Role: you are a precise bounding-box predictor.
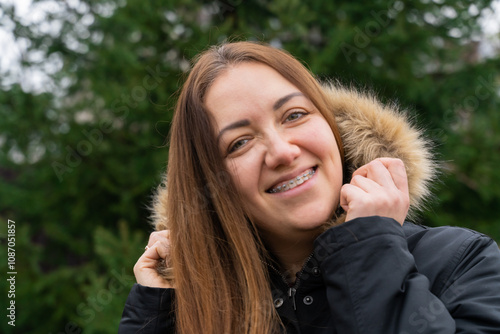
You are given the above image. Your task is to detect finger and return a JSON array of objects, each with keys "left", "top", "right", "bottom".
[
  {"left": 351, "top": 164, "right": 368, "bottom": 178},
  {"left": 144, "top": 239, "right": 170, "bottom": 262},
  {"left": 134, "top": 242, "right": 170, "bottom": 280},
  {"left": 349, "top": 174, "right": 380, "bottom": 193},
  {"left": 352, "top": 160, "right": 392, "bottom": 186},
  {"left": 139, "top": 243, "right": 160, "bottom": 265},
  {"left": 376, "top": 158, "right": 409, "bottom": 193},
  {"left": 147, "top": 230, "right": 170, "bottom": 248},
  {"left": 154, "top": 239, "right": 171, "bottom": 261},
  {"left": 340, "top": 183, "right": 368, "bottom": 212},
  {"left": 353, "top": 159, "right": 401, "bottom": 189},
  {"left": 367, "top": 159, "right": 395, "bottom": 187}
]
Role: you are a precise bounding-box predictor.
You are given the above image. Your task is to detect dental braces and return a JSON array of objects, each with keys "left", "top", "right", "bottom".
[{"left": 269, "top": 169, "right": 315, "bottom": 193}]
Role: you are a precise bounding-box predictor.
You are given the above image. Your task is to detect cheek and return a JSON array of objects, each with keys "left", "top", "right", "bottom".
[
  {"left": 226, "top": 157, "right": 260, "bottom": 201},
  {"left": 301, "top": 122, "right": 339, "bottom": 158},
  {"left": 226, "top": 160, "right": 263, "bottom": 220},
  {"left": 302, "top": 121, "right": 343, "bottom": 190}
]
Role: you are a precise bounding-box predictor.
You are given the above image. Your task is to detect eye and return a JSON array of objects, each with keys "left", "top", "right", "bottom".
[
  {"left": 228, "top": 138, "right": 249, "bottom": 154},
  {"left": 285, "top": 110, "right": 309, "bottom": 122}
]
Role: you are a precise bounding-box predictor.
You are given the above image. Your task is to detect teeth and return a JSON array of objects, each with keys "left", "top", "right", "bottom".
[{"left": 268, "top": 168, "right": 315, "bottom": 193}]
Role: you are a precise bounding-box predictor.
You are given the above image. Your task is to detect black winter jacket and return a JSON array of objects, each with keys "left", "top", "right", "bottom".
[{"left": 118, "top": 216, "right": 500, "bottom": 333}]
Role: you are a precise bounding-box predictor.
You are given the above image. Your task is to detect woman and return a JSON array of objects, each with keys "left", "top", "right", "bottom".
[{"left": 119, "top": 41, "right": 500, "bottom": 333}]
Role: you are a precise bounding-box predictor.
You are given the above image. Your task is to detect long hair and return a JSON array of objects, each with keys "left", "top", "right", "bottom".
[{"left": 155, "top": 41, "right": 344, "bottom": 334}]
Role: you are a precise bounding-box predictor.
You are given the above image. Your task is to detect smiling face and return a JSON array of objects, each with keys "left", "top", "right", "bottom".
[{"left": 205, "top": 62, "right": 343, "bottom": 246}]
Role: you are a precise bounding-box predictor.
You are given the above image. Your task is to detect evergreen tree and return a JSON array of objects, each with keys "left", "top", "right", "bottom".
[{"left": 0, "top": 0, "right": 498, "bottom": 332}]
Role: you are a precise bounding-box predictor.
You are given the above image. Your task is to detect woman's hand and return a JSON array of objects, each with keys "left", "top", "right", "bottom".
[
  {"left": 340, "top": 158, "right": 410, "bottom": 226},
  {"left": 133, "top": 230, "right": 173, "bottom": 288}
]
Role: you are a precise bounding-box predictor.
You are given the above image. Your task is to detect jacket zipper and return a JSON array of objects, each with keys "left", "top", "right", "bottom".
[{"left": 265, "top": 252, "right": 314, "bottom": 311}]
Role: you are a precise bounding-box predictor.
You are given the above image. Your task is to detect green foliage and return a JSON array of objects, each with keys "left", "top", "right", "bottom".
[
  {"left": 70, "top": 221, "right": 144, "bottom": 334},
  {"left": 0, "top": 0, "right": 499, "bottom": 332}
]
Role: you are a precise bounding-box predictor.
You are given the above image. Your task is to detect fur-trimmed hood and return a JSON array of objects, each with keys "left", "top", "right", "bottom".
[
  {"left": 152, "top": 84, "right": 436, "bottom": 229},
  {"left": 324, "top": 83, "right": 435, "bottom": 222}
]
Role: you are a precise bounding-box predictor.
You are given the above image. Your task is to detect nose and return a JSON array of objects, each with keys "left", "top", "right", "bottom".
[{"left": 264, "top": 131, "right": 300, "bottom": 169}]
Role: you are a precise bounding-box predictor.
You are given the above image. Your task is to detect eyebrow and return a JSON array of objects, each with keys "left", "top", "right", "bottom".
[
  {"left": 217, "top": 92, "right": 305, "bottom": 143},
  {"left": 217, "top": 119, "right": 250, "bottom": 143},
  {"left": 273, "top": 92, "right": 304, "bottom": 110}
]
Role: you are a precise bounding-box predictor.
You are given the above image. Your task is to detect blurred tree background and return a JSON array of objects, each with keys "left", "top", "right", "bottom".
[{"left": 0, "top": 0, "right": 499, "bottom": 332}]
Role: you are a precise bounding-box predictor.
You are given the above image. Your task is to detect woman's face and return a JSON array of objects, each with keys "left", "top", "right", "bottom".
[{"left": 205, "top": 62, "right": 343, "bottom": 245}]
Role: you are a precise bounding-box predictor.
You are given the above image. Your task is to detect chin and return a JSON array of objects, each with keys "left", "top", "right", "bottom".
[
  {"left": 298, "top": 206, "right": 340, "bottom": 231},
  {"left": 298, "top": 206, "right": 335, "bottom": 225},
  {"left": 294, "top": 215, "right": 332, "bottom": 232}
]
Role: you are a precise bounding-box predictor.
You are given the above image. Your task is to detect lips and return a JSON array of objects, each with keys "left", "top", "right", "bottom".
[{"left": 266, "top": 167, "right": 317, "bottom": 193}]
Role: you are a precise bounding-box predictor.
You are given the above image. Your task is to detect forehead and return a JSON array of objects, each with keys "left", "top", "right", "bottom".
[{"left": 204, "top": 62, "right": 301, "bottom": 127}]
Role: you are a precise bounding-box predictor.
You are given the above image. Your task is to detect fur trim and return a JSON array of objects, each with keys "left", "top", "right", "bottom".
[
  {"left": 324, "top": 83, "right": 436, "bottom": 220},
  {"left": 151, "top": 84, "right": 437, "bottom": 229},
  {"left": 151, "top": 179, "right": 169, "bottom": 230}
]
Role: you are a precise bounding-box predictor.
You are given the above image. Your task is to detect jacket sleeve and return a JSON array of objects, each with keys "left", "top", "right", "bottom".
[
  {"left": 118, "top": 284, "right": 175, "bottom": 334},
  {"left": 313, "top": 216, "right": 500, "bottom": 334},
  {"left": 429, "top": 225, "right": 500, "bottom": 333}
]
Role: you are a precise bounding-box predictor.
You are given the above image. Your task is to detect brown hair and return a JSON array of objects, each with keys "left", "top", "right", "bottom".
[{"left": 156, "top": 41, "right": 344, "bottom": 333}]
